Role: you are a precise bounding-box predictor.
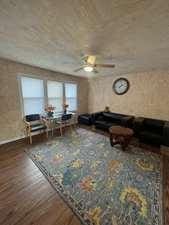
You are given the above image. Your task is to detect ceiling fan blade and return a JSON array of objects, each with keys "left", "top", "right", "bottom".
[
  {"left": 95, "top": 64, "right": 115, "bottom": 68},
  {"left": 74, "top": 67, "right": 84, "bottom": 72}
]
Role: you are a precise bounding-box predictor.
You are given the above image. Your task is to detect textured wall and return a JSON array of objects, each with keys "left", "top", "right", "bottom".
[
  {"left": 1, "top": 57, "right": 169, "bottom": 144},
  {"left": 0, "top": 58, "right": 88, "bottom": 143},
  {"left": 88, "top": 71, "right": 169, "bottom": 121}
]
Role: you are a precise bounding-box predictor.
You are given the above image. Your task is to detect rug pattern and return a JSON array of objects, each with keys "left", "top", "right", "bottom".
[{"left": 26, "top": 128, "right": 162, "bottom": 225}]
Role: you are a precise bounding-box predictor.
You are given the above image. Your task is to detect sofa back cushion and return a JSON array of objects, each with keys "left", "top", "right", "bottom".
[
  {"left": 92, "top": 112, "right": 103, "bottom": 120},
  {"left": 102, "top": 112, "right": 123, "bottom": 124},
  {"left": 143, "top": 118, "right": 164, "bottom": 135},
  {"left": 97, "top": 115, "right": 104, "bottom": 121}
]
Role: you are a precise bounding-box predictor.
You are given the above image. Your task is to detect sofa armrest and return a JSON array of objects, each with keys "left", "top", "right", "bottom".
[
  {"left": 133, "top": 117, "right": 144, "bottom": 135},
  {"left": 121, "top": 116, "right": 134, "bottom": 128},
  {"left": 78, "top": 114, "right": 93, "bottom": 125},
  {"left": 163, "top": 121, "right": 169, "bottom": 146}
]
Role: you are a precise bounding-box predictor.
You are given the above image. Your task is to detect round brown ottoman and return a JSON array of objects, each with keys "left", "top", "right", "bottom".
[{"left": 109, "top": 126, "right": 134, "bottom": 151}]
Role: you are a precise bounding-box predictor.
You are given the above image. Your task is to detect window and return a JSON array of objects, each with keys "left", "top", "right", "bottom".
[
  {"left": 20, "top": 76, "right": 78, "bottom": 116},
  {"left": 47, "top": 81, "right": 63, "bottom": 113},
  {"left": 65, "top": 83, "right": 77, "bottom": 111},
  {"left": 21, "top": 77, "right": 44, "bottom": 115}
]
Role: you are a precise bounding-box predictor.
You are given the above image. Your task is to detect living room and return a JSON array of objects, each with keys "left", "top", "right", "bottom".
[{"left": 0, "top": 1, "right": 169, "bottom": 225}]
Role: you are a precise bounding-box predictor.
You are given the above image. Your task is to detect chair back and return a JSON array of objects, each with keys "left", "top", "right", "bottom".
[
  {"left": 25, "top": 114, "right": 41, "bottom": 122},
  {"left": 61, "top": 113, "right": 72, "bottom": 121}
]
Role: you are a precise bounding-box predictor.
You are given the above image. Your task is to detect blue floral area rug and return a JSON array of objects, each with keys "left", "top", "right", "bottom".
[{"left": 25, "top": 128, "right": 163, "bottom": 225}]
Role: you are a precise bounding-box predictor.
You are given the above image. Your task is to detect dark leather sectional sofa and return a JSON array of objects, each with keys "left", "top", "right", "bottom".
[
  {"left": 92, "top": 112, "right": 134, "bottom": 130},
  {"left": 78, "top": 112, "right": 169, "bottom": 147},
  {"left": 133, "top": 117, "right": 169, "bottom": 147}
]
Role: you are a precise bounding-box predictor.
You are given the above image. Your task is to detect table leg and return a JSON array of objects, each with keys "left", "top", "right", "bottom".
[
  {"left": 110, "top": 134, "right": 118, "bottom": 147},
  {"left": 121, "top": 136, "right": 132, "bottom": 151}
]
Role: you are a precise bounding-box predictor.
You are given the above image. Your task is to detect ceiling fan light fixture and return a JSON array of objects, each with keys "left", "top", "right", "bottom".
[{"left": 83, "top": 65, "right": 93, "bottom": 72}]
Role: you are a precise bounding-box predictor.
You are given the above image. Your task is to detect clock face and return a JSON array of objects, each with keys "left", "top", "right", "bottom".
[{"left": 113, "top": 78, "right": 129, "bottom": 95}]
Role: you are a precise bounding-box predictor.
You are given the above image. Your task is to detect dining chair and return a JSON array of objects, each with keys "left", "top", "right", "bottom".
[
  {"left": 23, "top": 114, "right": 48, "bottom": 144},
  {"left": 57, "top": 113, "right": 74, "bottom": 133}
]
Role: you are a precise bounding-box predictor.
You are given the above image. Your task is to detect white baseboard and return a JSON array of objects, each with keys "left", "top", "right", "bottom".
[
  {"left": 0, "top": 135, "right": 25, "bottom": 145},
  {"left": 0, "top": 125, "right": 76, "bottom": 146},
  {"left": 0, "top": 131, "right": 40, "bottom": 146}
]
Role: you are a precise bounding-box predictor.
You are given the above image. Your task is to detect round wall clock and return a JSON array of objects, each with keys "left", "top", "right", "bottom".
[{"left": 113, "top": 78, "right": 129, "bottom": 95}]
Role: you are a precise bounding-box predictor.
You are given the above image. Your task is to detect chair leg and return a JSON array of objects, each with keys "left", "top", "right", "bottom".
[
  {"left": 73, "top": 123, "right": 76, "bottom": 129},
  {"left": 27, "top": 127, "right": 32, "bottom": 144},
  {"left": 46, "top": 129, "right": 48, "bottom": 138},
  {"left": 51, "top": 127, "right": 54, "bottom": 137},
  {"left": 25, "top": 128, "right": 29, "bottom": 140},
  {"left": 70, "top": 124, "right": 73, "bottom": 132},
  {"left": 73, "top": 123, "right": 78, "bottom": 134},
  {"left": 29, "top": 132, "right": 32, "bottom": 144},
  {"left": 60, "top": 126, "right": 63, "bottom": 136}
]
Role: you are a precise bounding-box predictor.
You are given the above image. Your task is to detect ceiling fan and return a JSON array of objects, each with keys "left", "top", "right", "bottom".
[{"left": 74, "top": 55, "right": 115, "bottom": 73}]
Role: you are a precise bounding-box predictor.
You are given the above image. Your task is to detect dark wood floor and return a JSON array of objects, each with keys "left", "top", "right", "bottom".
[
  {"left": 0, "top": 134, "right": 169, "bottom": 225},
  {"left": 0, "top": 140, "right": 81, "bottom": 225}
]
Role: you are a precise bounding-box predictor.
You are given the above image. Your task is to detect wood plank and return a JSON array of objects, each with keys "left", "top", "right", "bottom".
[
  {"left": 0, "top": 139, "right": 169, "bottom": 225},
  {"left": 0, "top": 142, "right": 81, "bottom": 225}
]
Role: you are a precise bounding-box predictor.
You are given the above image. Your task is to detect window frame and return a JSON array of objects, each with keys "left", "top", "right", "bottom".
[{"left": 18, "top": 74, "right": 78, "bottom": 116}]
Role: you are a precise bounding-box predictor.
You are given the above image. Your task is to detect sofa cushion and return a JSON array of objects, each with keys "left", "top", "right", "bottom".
[
  {"left": 92, "top": 112, "right": 103, "bottom": 120},
  {"left": 95, "top": 120, "right": 114, "bottom": 130},
  {"left": 81, "top": 115, "right": 90, "bottom": 120},
  {"left": 143, "top": 119, "right": 164, "bottom": 134},
  {"left": 102, "top": 112, "right": 122, "bottom": 124},
  {"left": 121, "top": 116, "right": 134, "bottom": 127},
  {"left": 97, "top": 115, "right": 105, "bottom": 121},
  {"left": 140, "top": 131, "right": 163, "bottom": 146}
]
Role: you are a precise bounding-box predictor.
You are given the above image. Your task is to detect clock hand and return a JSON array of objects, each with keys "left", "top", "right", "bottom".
[{"left": 119, "top": 84, "right": 123, "bottom": 88}]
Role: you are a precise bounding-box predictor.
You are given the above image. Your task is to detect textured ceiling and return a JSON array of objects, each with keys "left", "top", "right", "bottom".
[{"left": 0, "top": 0, "right": 169, "bottom": 78}]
